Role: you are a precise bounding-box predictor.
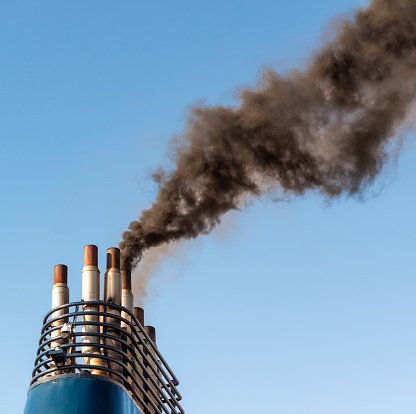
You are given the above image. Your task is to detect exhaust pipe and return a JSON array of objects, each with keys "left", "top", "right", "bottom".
[
  {"left": 121, "top": 269, "right": 135, "bottom": 387},
  {"left": 132, "top": 307, "right": 145, "bottom": 408},
  {"left": 121, "top": 269, "right": 134, "bottom": 328},
  {"left": 51, "top": 264, "right": 69, "bottom": 373},
  {"left": 134, "top": 307, "right": 144, "bottom": 328},
  {"left": 51, "top": 264, "right": 69, "bottom": 331},
  {"left": 81, "top": 245, "right": 106, "bottom": 375},
  {"left": 144, "top": 326, "right": 156, "bottom": 344},
  {"left": 144, "top": 325, "right": 160, "bottom": 413},
  {"left": 104, "top": 248, "right": 123, "bottom": 380}
]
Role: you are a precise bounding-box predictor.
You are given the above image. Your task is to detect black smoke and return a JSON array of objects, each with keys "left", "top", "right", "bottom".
[{"left": 121, "top": 0, "right": 416, "bottom": 271}]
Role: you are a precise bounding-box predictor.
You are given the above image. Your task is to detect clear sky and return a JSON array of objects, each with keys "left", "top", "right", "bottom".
[{"left": 2, "top": 1, "right": 416, "bottom": 413}]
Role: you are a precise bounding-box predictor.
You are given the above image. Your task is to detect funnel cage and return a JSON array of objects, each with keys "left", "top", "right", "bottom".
[{"left": 31, "top": 301, "right": 184, "bottom": 414}]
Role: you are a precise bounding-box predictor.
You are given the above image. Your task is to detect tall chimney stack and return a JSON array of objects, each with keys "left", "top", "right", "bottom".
[
  {"left": 121, "top": 269, "right": 134, "bottom": 328},
  {"left": 50, "top": 265, "right": 70, "bottom": 375},
  {"left": 50, "top": 265, "right": 69, "bottom": 352},
  {"left": 81, "top": 245, "right": 106, "bottom": 375}
]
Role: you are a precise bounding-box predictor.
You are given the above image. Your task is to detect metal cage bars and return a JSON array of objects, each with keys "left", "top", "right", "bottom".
[{"left": 32, "top": 301, "right": 184, "bottom": 414}]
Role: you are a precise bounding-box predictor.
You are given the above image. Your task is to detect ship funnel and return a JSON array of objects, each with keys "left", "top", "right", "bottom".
[{"left": 24, "top": 244, "right": 184, "bottom": 414}]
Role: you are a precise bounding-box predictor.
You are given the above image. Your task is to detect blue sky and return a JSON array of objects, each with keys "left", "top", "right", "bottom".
[{"left": 2, "top": 1, "right": 416, "bottom": 413}]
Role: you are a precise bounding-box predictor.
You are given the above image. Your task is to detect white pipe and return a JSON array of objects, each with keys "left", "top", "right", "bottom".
[
  {"left": 82, "top": 266, "right": 100, "bottom": 302},
  {"left": 121, "top": 290, "right": 134, "bottom": 326},
  {"left": 121, "top": 269, "right": 134, "bottom": 329},
  {"left": 50, "top": 265, "right": 69, "bottom": 376},
  {"left": 52, "top": 284, "right": 69, "bottom": 312},
  {"left": 51, "top": 265, "right": 69, "bottom": 351},
  {"left": 81, "top": 245, "right": 106, "bottom": 375},
  {"left": 104, "top": 268, "right": 121, "bottom": 305}
]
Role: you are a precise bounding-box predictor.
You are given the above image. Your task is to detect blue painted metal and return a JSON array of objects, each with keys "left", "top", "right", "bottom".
[{"left": 23, "top": 374, "right": 144, "bottom": 414}]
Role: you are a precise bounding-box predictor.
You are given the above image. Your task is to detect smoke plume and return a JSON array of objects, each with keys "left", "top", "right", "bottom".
[
  {"left": 120, "top": 0, "right": 416, "bottom": 272},
  {"left": 131, "top": 242, "right": 184, "bottom": 305}
]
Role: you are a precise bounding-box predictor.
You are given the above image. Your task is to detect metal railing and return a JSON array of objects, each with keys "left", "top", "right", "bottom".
[{"left": 32, "top": 301, "right": 184, "bottom": 414}]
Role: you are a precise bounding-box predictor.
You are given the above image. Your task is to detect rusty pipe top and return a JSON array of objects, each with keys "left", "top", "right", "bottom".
[
  {"left": 145, "top": 325, "right": 156, "bottom": 344},
  {"left": 84, "top": 245, "right": 98, "bottom": 267},
  {"left": 121, "top": 269, "right": 132, "bottom": 290},
  {"left": 134, "top": 307, "right": 144, "bottom": 326},
  {"left": 54, "top": 264, "right": 68, "bottom": 284},
  {"left": 106, "top": 248, "right": 120, "bottom": 270}
]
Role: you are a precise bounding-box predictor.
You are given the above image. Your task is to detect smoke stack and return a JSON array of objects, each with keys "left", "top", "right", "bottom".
[
  {"left": 120, "top": 268, "right": 135, "bottom": 390},
  {"left": 84, "top": 244, "right": 98, "bottom": 268},
  {"left": 144, "top": 325, "right": 159, "bottom": 412},
  {"left": 107, "top": 247, "right": 121, "bottom": 271},
  {"left": 104, "top": 248, "right": 121, "bottom": 304},
  {"left": 122, "top": 269, "right": 132, "bottom": 290},
  {"left": 144, "top": 326, "right": 156, "bottom": 345},
  {"left": 82, "top": 245, "right": 99, "bottom": 302},
  {"left": 53, "top": 264, "right": 68, "bottom": 285},
  {"left": 121, "top": 269, "right": 134, "bottom": 327},
  {"left": 50, "top": 265, "right": 70, "bottom": 375},
  {"left": 81, "top": 245, "right": 105, "bottom": 375},
  {"left": 25, "top": 243, "right": 185, "bottom": 414},
  {"left": 52, "top": 264, "right": 69, "bottom": 311},
  {"left": 132, "top": 306, "right": 145, "bottom": 406},
  {"left": 104, "top": 247, "right": 123, "bottom": 380},
  {"left": 134, "top": 307, "right": 145, "bottom": 327},
  {"left": 51, "top": 265, "right": 69, "bottom": 351}
]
